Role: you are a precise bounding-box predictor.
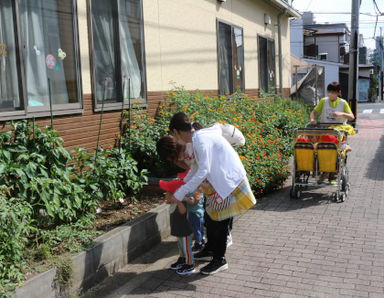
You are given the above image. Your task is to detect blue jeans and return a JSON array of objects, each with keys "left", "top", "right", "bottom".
[{"left": 188, "top": 212, "right": 204, "bottom": 244}]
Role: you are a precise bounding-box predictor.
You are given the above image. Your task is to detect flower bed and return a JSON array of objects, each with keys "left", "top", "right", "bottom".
[
  {"left": 123, "top": 86, "right": 310, "bottom": 195},
  {"left": 0, "top": 121, "right": 148, "bottom": 296}
]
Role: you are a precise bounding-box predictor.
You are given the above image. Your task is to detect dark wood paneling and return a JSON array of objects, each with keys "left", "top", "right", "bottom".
[{"left": 2, "top": 88, "right": 284, "bottom": 151}]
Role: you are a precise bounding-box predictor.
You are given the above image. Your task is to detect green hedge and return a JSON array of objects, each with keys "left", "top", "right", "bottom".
[{"left": 125, "top": 86, "right": 310, "bottom": 195}]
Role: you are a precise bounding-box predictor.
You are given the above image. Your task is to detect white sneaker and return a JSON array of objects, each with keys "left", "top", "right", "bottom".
[{"left": 227, "top": 233, "right": 233, "bottom": 247}]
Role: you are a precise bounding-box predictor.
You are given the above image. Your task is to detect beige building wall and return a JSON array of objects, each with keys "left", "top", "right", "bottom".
[
  {"left": 143, "top": 0, "right": 292, "bottom": 92},
  {"left": 77, "top": 0, "right": 292, "bottom": 95}
]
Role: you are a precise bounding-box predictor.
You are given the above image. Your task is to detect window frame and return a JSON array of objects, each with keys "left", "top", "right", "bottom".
[
  {"left": 0, "top": 0, "right": 84, "bottom": 121},
  {"left": 216, "top": 18, "right": 245, "bottom": 95},
  {"left": 88, "top": 0, "right": 148, "bottom": 112},
  {"left": 257, "top": 34, "right": 276, "bottom": 93}
]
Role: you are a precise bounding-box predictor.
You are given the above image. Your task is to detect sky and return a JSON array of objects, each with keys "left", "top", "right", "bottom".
[{"left": 290, "top": 0, "right": 384, "bottom": 50}]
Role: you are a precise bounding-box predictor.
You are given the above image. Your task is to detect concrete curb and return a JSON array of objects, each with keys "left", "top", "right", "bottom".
[{"left": 13, "top": 203, "right": 172, "bottom": 298}]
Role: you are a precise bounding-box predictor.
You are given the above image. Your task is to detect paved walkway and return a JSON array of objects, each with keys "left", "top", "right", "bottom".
[{"left": 86, "top": 116, "right": 384, "bottom": 298}]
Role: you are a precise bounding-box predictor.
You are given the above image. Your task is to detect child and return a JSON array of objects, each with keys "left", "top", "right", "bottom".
[
  {"left": 157, "top": 136, "right": 206, "bottom": 252},
  {"left": 310, "top": 82, "right": 354, "bottom": 125},
  {"left": 160, "top": 179, "right": 197, "bottom": 275}
]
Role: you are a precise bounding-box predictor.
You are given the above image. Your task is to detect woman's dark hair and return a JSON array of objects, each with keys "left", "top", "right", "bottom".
[
  {"left": 327, "top": 82, "right": 341, "bottom": 92},
  {"left": 156, "top": 135, "right": 182, "bottom": 161},
  {"left": 169, "top": 112, "right": 192, "bottom": 132}
]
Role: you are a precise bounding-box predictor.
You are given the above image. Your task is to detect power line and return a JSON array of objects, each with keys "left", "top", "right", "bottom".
[{"left": 373, "top": 0, "right": 383, "bottom": 15}]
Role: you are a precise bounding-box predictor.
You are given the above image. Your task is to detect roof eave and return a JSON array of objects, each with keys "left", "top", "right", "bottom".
[{"left": 267, "top": 0, "right": 301, "bottom": 18}]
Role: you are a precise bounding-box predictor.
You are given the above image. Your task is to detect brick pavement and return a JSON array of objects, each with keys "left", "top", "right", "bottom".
[{"left": 92, "top": 117, "right": 384, "bottom": 298}]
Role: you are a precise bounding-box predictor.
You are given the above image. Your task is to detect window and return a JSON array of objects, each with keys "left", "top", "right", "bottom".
[
  {"left": 0, "top": 0, "right": 82, "bottom": 119},
  {"left": 258, "top": 36, "right": 276, "bottom": 93},
  {"left": 217, "top": 20, "right": 244, "bottom": 95},
  {"left": 90, "top": 0, "right": 147, "bottom": 110}
]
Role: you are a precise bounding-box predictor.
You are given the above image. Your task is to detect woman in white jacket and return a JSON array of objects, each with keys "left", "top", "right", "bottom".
[{"left": 169, "top": 112, "right": 256, "bottom": 275}]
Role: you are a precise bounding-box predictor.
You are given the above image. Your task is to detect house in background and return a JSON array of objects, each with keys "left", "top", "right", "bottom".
[
  {"left": 0, "top": 0, "right": 299, "bottom": 151},
  {"left": 290, "top": 11, "right": 374, "bottom": 102}
]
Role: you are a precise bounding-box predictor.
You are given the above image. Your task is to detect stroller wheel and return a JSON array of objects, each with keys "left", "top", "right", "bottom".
[
  {"left": 340, "top": 192, "right": 346, "bottom": 202},
  {"left": 290, "top": 187, "right": 295, "bottom": 199},
  {"left": 332, "top": 193, "right": 338, "bottom": 202}
]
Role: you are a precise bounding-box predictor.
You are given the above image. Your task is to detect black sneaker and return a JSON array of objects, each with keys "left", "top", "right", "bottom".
[
  {"left": 192, "top": 242, "right": 204, "bottom": 253},
  {"left": 170, "top": 257, "right": 185, "bottom": 270},
  {"left": 176, "top": 264, "right": 196, "bottom": 275},
  {"left": 200, "top": 258, "right": 228, "bottom": 275},
  {"left": 193, "top": 249, "right": 213, "bottom": 262}
]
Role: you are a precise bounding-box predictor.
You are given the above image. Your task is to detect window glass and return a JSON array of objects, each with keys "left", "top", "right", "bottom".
[
  {"left": 91, "top": 0, "right": 146, "bottom": 105},
  {"left": 19, "top": 0, "right": 80, "bottom": 107},
  {"left": 258, "top": 36, "right": 275, "bottom": 93},
  {"left": 0, "top": 0, "right": 21, "bottom": 111},
  {"left": 217, "top": 21, "right": 244, "bottom": 95}
]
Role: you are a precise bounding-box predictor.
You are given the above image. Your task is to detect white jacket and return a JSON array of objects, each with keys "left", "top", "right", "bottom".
[{"left": 174, "top": 125, "right": 247, "bottom": 201}]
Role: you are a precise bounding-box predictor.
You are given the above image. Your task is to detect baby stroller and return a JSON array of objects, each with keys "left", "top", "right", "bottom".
[{"left": 290, "top": 123, "right": 350, "bottom": 202}]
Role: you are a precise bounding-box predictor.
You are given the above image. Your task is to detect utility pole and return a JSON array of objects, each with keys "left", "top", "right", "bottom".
[
  {"left": 348, "top": 0, "right": 360, "bottom": 127},
  {"left": 380, "top": 27, "right": 383, "bottom": 102}
]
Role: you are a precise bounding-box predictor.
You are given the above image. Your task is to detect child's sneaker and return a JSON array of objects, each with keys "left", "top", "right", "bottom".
[
  {"left": 170, "top": 257, "right": 185, "bottom": 270},
  {"left": 176, "top": 264, "right": 196, "bottom": 275},
  {"left": 192, "top": 241, "right": 204, "bottom": 252}
]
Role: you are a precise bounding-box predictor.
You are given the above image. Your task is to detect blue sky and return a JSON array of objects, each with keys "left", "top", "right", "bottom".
[{"left": 291, "top": 0, "right": 384, "bottom": 50}]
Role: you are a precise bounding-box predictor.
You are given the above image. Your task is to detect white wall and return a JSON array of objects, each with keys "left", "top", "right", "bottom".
[
  {"left": 304, "top": 59, "right": 342, "bottom": 91},
  {"left": 290, "top": 18, "right": 304, "bottom": 58},
  {"left": 316, "top": 35, "right": 340, "bottom": 63}
]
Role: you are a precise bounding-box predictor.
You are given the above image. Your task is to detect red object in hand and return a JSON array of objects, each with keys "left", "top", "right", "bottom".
[
  {"left": 177, "top": 169, "right": 190, "bottom": 180},
  {"left": 159, "top": 179, "right": 185, "bottom": 194}
]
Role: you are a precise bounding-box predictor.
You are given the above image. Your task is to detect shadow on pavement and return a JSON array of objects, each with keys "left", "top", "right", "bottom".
[
  {"left": 129, "top": 268, "right": 207, "bottom": 295},
  {"left": 253, "top": 185, "right": 334, "bottom": 212},
  {"left": 365, "top": 135, "right": 384, "bottom": 181}
]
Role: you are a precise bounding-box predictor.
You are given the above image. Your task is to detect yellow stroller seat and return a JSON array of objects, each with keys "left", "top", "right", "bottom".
[
  {"left": 295, "top": 142, "right": 315, "bottom": 171},
  {"left": 317, "top": 142, "right": 338, "bottom": 172}
]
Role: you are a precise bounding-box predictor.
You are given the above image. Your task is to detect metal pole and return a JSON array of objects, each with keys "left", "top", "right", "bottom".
[
  {"left": 119, "top": 79, "right": 126, "bottom": 153},
  {"left": 48, "top": 78, "right": 53, "bottom": 128},
  {"left": 295, "top": 65, "right": 298, "bottom": 100},
  {"left": 128, "top": 78, "right": 131, "bottom": 153},
  {"left": 314, "top": 64, "right": 318, "bottom": 104},
  {"left": 277, "top": 11, "right": 285, "bottom": 97},
  {"left": 347, "top": 0, "right": 360, "bottom": 126},
  {"left": 380, "top": 27, "right": 383, "bottom": 102},
  {"left": 96, "top": 79, "right": 107, "bottom": 157}
]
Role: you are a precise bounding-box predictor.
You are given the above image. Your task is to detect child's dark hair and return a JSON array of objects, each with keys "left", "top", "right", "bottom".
[
  {"left": 169, "top": 112, "right": 192, "bottom": 132},
  {"left": 327, "top": 82, "right": 341, "bottom": 92},
  {"left": 192, "top": 122, "right": 204, "bottom": 130},
  {"left": 156, "top": 135, "right": 181, "bottom": 161}
]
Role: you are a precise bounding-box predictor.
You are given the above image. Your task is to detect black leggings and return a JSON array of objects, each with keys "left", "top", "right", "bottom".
[{"left": 205, "top": 214, "right": 231, "bottom": 260}]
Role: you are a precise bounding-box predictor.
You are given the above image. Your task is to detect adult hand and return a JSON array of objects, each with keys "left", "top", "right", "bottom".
[{"left": 310, "top": 119, "right": 317, "bottom": 125}]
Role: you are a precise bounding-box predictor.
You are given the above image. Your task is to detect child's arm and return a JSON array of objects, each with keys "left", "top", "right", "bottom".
[
  {"left": 185, "top": 188, "right": 203, "bottom": 205},
  {"left": 332, "top": 111, "right": 355, "bottom": 121},
  {"left": 175, "top": 200, "right": 187, "bottom": 214},
  {"left": 310, "top": 110, "right": 318, "bottom": 125},
  {"left": 165, "top": 191, "right": 187, "bottom": 214}
]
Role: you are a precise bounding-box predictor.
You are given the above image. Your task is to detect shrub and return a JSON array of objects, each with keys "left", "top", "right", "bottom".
[
  {"left": 120, "top": 110, "right": 181, "bottom": 177},
  {"left": 122, "top": 86, "right": 310, "bottom": 195},
  {"left": 0, "top": 186, "right": 32, "bottom": 296},
  {"left": 0, "top": 121, "right": 95, "bottom": 227},
  {"left": 0, "top": 120, "right": 148, "bottom": 296},
  {"left": 72, "top": 146, "right": 148, "bottom": 202}
]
